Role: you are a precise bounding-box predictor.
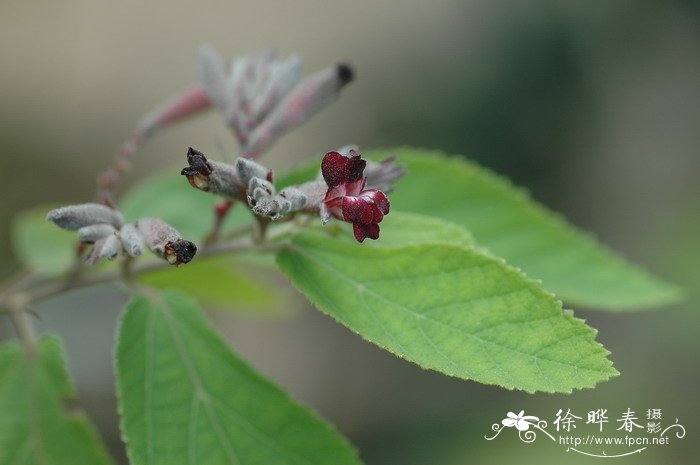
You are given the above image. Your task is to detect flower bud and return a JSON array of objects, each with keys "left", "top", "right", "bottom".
[
  {"left": 47, "top": 203, "right": 123, "bottom": 230},
  {"left": 235, "top": 157, "right": 273, "bottom": 188},
  {"left": 118, "top": 223, "right": 146, "bottom": 257},
  {"left": 136, "top": 85, "right": 211, "bottom": 137},
  {"left": 77, "top": 224, "right": 117, "bottom": 243},
  {"left": 181, "top": 147, "right": 245, "bottom": 199},
  {"left": 197, "top": 45, "right": 231, "bottom": 117},
  {"left": 277, "top": 187, "right": 307, "bottom": 211},
  {"left": 136, "top": 218, "right": 197, "bottom": 265},
  {"left": 247, "top": 183, "right": 307, "bottom": 221},
  {"left": 86, "top": 234, "right": 121, "bottom": 264},
  {"left": 251, "top": 197, "right": 287, "bottom": 221},
  {"left": 247, "top": 176, "right": 276, "bottom": 204},
  {"left": 242, "top": 63, "right": 355, "bottom": 158},
  {"left": 249, "top": 55, "right": 302, "bottom": 124},
  {"left": 207, "top": 160, "right": 244, "bottom": 198},
  {"left": 364, "top": 156, "right": 406, "bottom": 193}
]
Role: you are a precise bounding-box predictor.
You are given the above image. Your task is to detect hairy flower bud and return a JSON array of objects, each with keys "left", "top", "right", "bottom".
[
  {"left": 247, "top": 176, "right": 276, "bottom": 203},
  {"left": 278, "top": 187, "right": 307, "bottom": 211},
  {"left": 249, "top": 56, "right": 302, "bottom": 125},
  {"left": 136, "top": 218, "right": 197, "bottom": 265},
  {"left": 181, "top": 147, "right": 245, "bottom": 199},
  {"left": 136, "top": 86, "right": 211, "bottom": 137},
  {"left": 247, "top": 183, "right": 307, "bottom": 221},
  {"left": 242, "top": 64, "right": 355, "bottom": 158},
  {"left": 118, "top": 223, "right": 146, "bottom": 257},
  {"left": 86, "top": 234, "right": 121, "bottom": 264},
  {"left": 364, "top": 156, "right": 406, "bottom": 193},
  {"left": 47, "top": 203, "right": 123, "bottom": 230},
  {"left": 236, "top": 157, "right": 273, "bottom": 188},
  {"left": 77, "top": 224, "right": 117, "bottom": 243},
  {"left": 195, "top": 44, "right": 354, "bottom": 158}
]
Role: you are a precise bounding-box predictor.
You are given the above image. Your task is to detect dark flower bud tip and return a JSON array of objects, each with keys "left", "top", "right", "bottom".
[
  {"left": 165, "top": 239, "right": 197, "bottom": 265},
  {"left": 336, "top": 64, "right": 354, "bottom": 86},
  {"left": 181, "top": 147, "right": 212, "bottom": 190}
]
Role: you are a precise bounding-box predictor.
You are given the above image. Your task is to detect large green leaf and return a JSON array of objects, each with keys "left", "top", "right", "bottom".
[
  {"left": 11, "top": 205, "right": 76, "bottom": 275},
  {"left": 367, "top": 148, "right": 681, "bottom": 310},
  {"left": 116, "top": 290, "right": 360, "bottom": 465},
  {"left": 314, "top": 211, "right": 475, "bottom": 248},
  {"left": 0, "top": 336, "right": 114, "bottom": 465},
  {"left": 139, "top": 256, "right": 283, "bottom": 314},
  {"left": 277, "top": 230, "right": 618, "bottom": 393}
]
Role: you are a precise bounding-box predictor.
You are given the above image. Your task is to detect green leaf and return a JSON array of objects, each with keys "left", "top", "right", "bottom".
[
  {"left": 138, "top": 256, "right": 284, "bottom": 314},
  {"left": 277, "top": 230, "right": 618, "bottom": 393},
  {"left": 0, "top": 336, "right": 114, "bottom": 465},
  {"left": 116, "top": 290, "right": 360, "bottom": 465},
  {"left": 316, "top": 211, "right": 475, "bottom": 248},
  {"left": 11, "top": 205, "right": 75, "bottom": 275},
  {"left": 366, "top": 148, "right": 681, "bottom": 310},
  {"left": 120, "top": 168, "right": 252, "bottom": 241}
]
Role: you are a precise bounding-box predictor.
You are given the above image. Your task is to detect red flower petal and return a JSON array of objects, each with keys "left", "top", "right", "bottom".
[
  {"left": 365, "top": 223, "right": 380, "bottom": 240},
  {"left": 352, "top": 223, "right": 367, "bottom": 242},
  {"left": 342, "top": 197, "right": 375, "bottom": 224},
  {"left": 360, "top": 189, "right": 390, "bottom": 214},
  {"left": 353, "top": 223, "right": 380, "bottom": 242},
  {"left": 321, "top": 151, "right": 366, "bottom": 188}
]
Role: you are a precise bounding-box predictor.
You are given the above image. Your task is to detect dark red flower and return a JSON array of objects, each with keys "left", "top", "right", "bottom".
[{"left": 321, "top": 150, "right": 390, "bottom": 242}]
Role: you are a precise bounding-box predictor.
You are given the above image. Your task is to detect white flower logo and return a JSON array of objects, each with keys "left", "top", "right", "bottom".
[{"left": 502, "top": 411, "right": 540, "bottom": 431}]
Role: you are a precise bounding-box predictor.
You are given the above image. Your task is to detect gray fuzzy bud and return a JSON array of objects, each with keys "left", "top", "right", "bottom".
[
  {"left": 251, "top": 197, "right": 287, "bottom": 221},
  {"left": 77, "top": 224, "right": 117, "bottom": 243},
  {"left": 364, "top": 156, "right": 406, "bottom": 193},
  {"left": 47, "top": 203, "right": 123, "bottom": 230},
  {"left": 119, "top": 223, "right": 146, "bottom": 257},
  {"left": 99, "top": 234, "right": 122, "bottom": 261},
  {"left": 136, "top": 218, "right": 197, "bottom": 265},
  {"left": 249, "top": 186, "right": 307, "bottom": 221},
  {"left": 235, "top": 157, "right": 272, "bottom": 188},
  {"left": 86, "top": 234, "right": 121, "bottom": 265},
  {"left": 136, "top": 218, "right": 181, "bottom": 255},
  {"left": 247, "top": 176, "right": 276, "bottom": 204},
  {"left": 207, "top": 160, "right": 244, "bottom": 198},
  {"left": 277, "top": 187, "right": 307, "bottom": 211},
  {"left": 243, "top": 64, "right": 354, "bottom": 158}
]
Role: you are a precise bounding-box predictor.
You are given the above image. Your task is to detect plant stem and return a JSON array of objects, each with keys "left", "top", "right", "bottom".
[
  {"left": 95, "top": 132, "right": 146, "bottom": 205},
  {"left": 204, "top": 199, "right": 235, "bottom": 245},
  {"left": 7, "top": 302, "right": 36, "bottom": 357},
  {"left": 0, "top": 235, "right": 288, "bottom": 313}
]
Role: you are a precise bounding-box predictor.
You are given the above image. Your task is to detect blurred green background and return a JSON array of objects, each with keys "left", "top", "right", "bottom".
[{"left": 1, "top": 0, "right": 698, "bottom": 463}]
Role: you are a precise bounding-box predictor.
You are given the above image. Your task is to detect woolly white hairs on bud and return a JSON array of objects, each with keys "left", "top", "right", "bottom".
[{"left": 47, "top": 203, "right": 124, "bottom": 230}]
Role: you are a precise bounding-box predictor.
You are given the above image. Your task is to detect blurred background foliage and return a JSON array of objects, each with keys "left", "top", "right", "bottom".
[{"left": 1, "top": 0, "right": 698, "bottom": 463}]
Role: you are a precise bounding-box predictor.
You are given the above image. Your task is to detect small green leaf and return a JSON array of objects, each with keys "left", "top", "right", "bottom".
[
  {"left": 11, "top": 205, "right": 75, "bottom": 275},
  {"left": 277, "top": 230, "right": 618, "bottom": 393},
  {"left": 367, "top": 148, "right": 681, "bottom": 310},
  {"left": 120, "top": 168, "right": 252, "bottom": 241},
  {"left": 0, "top": 336, "right": 114, "bottom": 465},
  {"left": 139, "top": 256, "right": 284, "bottom": 314},
  {"left": 116, "top": 290, "right": 360, "bottom": 465}
]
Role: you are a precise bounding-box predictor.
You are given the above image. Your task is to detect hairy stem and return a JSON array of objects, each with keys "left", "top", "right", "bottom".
[
  {"left": 95, "top": 133, "right": 146, "bottom": 205},
  {"left": 0, "top": 230, "right": 292, "bottom": 340},
  {"left": 204, "top": 200, "right": 235, "bottom": 245},
  {"left": 8, "top": 304, "right": 36, "bottom": 357}
]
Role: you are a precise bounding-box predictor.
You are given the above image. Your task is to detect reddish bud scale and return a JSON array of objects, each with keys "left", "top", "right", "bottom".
[
  {"left": 137, "top": 86, "right": 211, "bottom": 137},
  {"left": 214, "top": 199, "right": 234, "bottom": 216}
]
